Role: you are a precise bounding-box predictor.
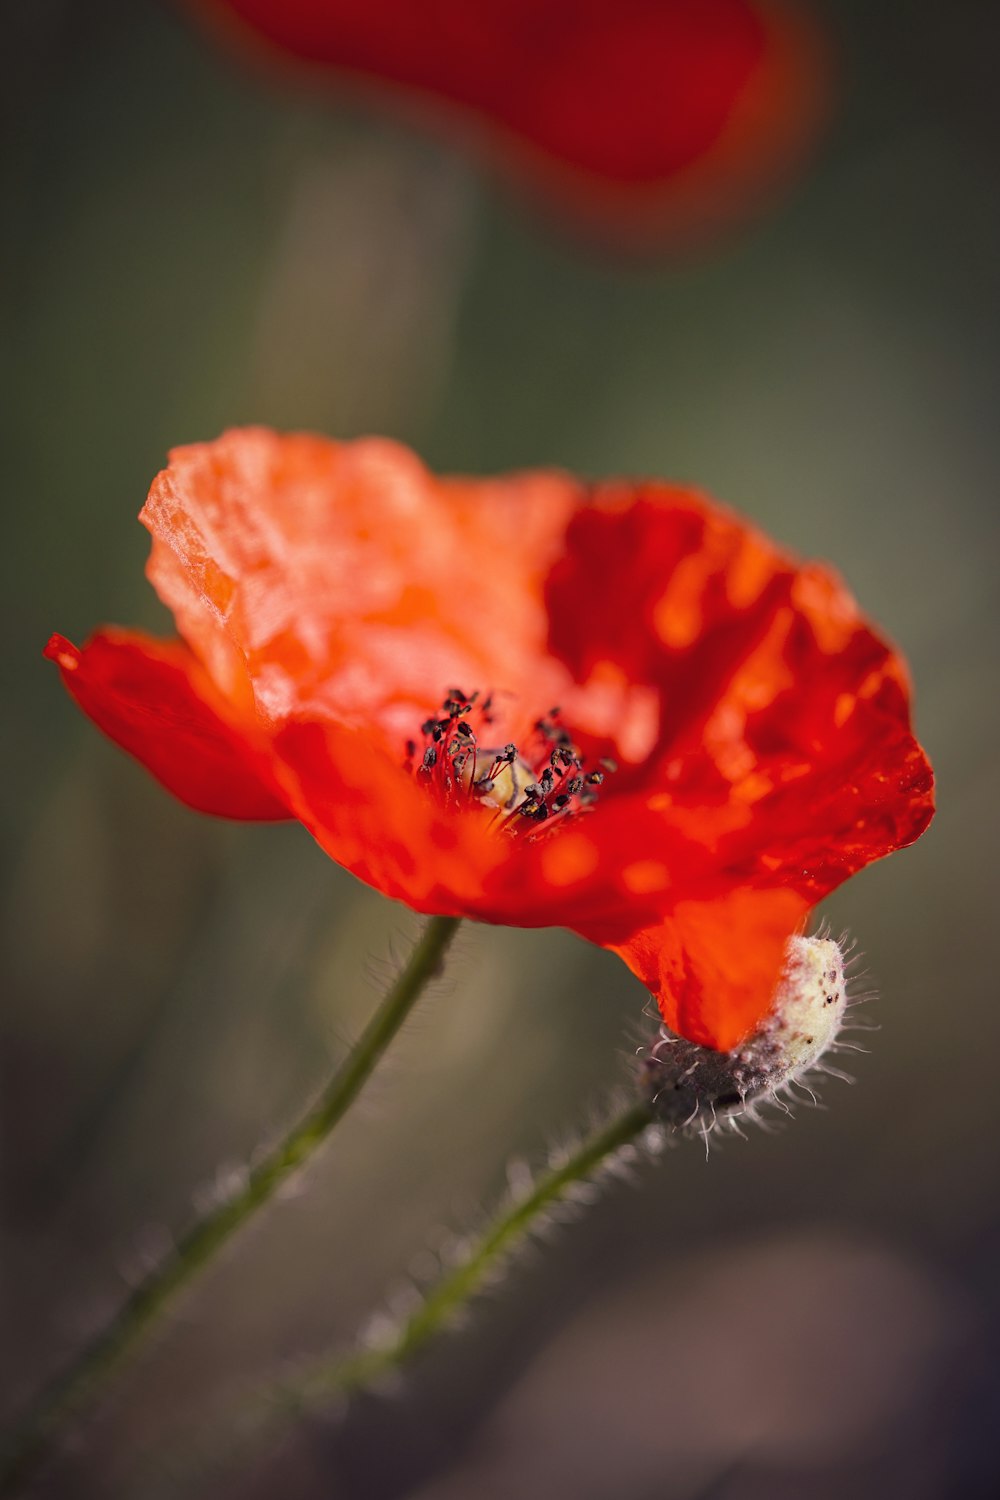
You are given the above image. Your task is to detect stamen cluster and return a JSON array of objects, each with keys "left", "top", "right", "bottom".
[{"left": 405, "top": 689, "right": 615, "bottom": 838}]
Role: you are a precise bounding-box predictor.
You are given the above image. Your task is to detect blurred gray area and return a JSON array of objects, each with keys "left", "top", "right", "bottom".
[{"left": 2, "top": 1, "right": 998, "bottom": 1496}]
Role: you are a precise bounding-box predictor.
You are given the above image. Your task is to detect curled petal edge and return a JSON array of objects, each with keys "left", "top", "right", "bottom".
[{"left": 44, "top": 629, "right": 289, "bottom": 821}]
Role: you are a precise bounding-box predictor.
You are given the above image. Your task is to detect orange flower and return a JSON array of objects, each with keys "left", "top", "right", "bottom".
[
  {"left": 191, "top": 0, "right": 830, "bottom": 248},
  {"left": 46, "top": 430, "right": 933, "bottom": 1049}
]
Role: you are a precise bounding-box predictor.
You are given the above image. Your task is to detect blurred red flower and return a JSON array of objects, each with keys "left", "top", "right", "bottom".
[
  {"left": 192, "top": 0, "right": 830, "bottom": 248},
  {"left": 47, "top": 430, "right": 932, "bottom": 1049}
]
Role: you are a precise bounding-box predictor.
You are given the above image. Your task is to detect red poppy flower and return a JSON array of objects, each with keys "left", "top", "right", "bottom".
[
  {"left": 191, "top": 0, "right": 830, "bottom": 248},
  {"left": 46, "top": 430, "right": 933, "bottom": 1050}
]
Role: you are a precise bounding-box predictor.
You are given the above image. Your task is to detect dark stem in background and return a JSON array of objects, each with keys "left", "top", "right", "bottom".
[{"left": 0, "top": 914, "right": 462, "bottom": 1496}]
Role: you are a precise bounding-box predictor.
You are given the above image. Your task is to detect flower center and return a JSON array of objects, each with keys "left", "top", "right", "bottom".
[{"left": 405, "top": 688, "right": 615, "bottom": 838}]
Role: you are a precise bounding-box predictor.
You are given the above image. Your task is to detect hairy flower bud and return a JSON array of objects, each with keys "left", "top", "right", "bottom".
[{"left": 640, "top": 934, "right": 854, "bottom": 1135}]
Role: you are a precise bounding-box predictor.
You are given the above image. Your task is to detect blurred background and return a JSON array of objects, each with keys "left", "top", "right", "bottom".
[{"left": 2, "top": 1, "right": 998, "bottom": 1496}]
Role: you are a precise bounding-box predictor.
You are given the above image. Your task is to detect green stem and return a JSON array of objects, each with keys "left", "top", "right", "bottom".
[
  {"left": 0, "top": 914, "right": 462, "bottom": 1496},
  {"left": 124, "top": 1100, "right": 655, "bottom": 1497},
  {"left": 290, "top": 1098, "right": 654, "bottom": 1405}
]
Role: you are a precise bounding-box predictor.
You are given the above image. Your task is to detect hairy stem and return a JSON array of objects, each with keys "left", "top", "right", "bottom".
[
  {"left": 288, "top": 1098, "right": 654, "bottom": 1406},
  {"left": 0, "top": 914, "right": 462, "bottom": 1495}
]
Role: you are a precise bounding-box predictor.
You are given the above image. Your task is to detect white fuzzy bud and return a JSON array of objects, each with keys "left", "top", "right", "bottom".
[{"left": 641, "top": 935, "right": 851, "bottom": 1134}]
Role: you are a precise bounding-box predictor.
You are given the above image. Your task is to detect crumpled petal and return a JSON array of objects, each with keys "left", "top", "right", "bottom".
[
  {"left": 193, "top": 0, "right": 829, "bottom": 248},
  {"left": 141, "top": 428, "right": 577, "bottom": 738},
  {"left": 44, "top": 629, "right": 288, "bottom": 820}
]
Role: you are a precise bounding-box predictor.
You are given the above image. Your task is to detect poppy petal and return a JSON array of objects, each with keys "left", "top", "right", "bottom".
[
  {"left": 193, "top": 0, "right": 829, "bottom": 247},
  {"left": 140, "top": 428, "right": 577, "bottom": 739},
  {"left": 605, "top": 885, "right": 812, "bottom": 1051},
  {"left": 268, "top": 716, "right": 510, "bottom": 915},
  {"left": 546, "top": 489, "right": 935, "bottom": 898},
  {"left": 44, "top": 629, "right": 289, "bottom": 820}
]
